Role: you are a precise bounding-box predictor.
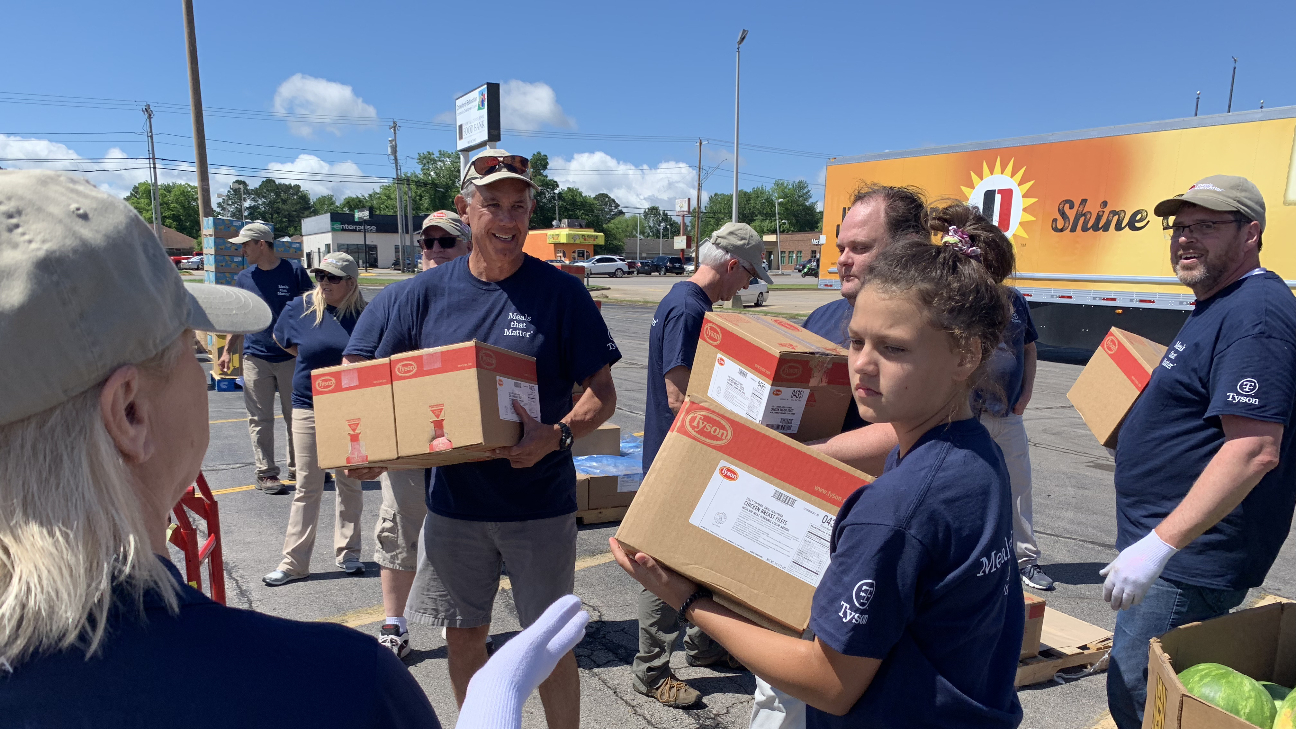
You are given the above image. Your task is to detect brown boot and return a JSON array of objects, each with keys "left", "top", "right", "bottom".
[{"left": 635, "top": 675, "right": 702, "bottom": 708}]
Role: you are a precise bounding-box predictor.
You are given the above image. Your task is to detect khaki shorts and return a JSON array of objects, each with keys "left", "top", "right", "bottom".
[
  {"left": 406, "top": 511, "right": 577, "bottom": 629},
  {"left": 373, "top": 469, "right": 429, "bottom": 571}
]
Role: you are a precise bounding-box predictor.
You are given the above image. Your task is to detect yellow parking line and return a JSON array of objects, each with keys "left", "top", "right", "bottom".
[
  {"left": 319, "top": 551, "right": 618, "bottom": 629},
  {"left": 211, "top": 484, "right": 258, "bottom": 495},
  {"left": 1087, "top": 713, "right": 1116, "bottom": 729}
]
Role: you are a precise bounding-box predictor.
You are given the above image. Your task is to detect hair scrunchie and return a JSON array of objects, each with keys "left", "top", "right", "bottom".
[{"left": 941, "top": 225, "right": 982, "bottom": 262}]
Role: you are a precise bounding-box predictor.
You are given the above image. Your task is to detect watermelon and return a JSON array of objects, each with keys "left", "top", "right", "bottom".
[
  {"left": 1275, "top": 690, "right": 1296, "bottom": 729},
  {"left": 1262, "top": 682, "right": 1292, "bottom": 718},
  {"left": 1178, "top": 662, "right": 1278, "bottom": 728}
]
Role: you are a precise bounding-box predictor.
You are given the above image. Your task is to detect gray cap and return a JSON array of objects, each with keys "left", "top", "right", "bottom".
[
  {"left": 421, "top": 210, "right": 471, "bottom": 241},
  {"left": 230, "top": 221, "right": 274, "bottom": 244},
  {"left": 1154, "top": 175, "right": 1266, "bottom": 231},
  {"left": 310, "top": 251, "right": 360, "bottom": 279},
  {"left": 460, "top": 148, "right": 539, "bottom": 191},
  {"left": 0, "top": 170, "right": 271, "bottom": 426},
  {"left": 710, "top": 222, "right": 773, "bottom": 283}
]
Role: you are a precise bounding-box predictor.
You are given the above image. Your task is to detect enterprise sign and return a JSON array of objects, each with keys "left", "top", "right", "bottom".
[{"left": 455, "top": 82, "right": 501, "bottom": 152}]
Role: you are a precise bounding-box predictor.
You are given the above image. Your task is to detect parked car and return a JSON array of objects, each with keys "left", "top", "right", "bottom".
[
  {"left": 651, "top": 255, "right": 691, "bottom": 275},
  {"left": 683, "top": 261, "right": 696, "bottom": 274},
  {"left": 579, "top": 255, "right": 630, "bottom": 277},
  {"left": 170, "top": 255, "right": 188, "bottom": 268},
  {"left": 179, "top": 255, "right": 203, "bottom": 271},
  {"left": 635, "top": 259, "right": 660, "bottom": 275},
  {"left": 744, "top": 276, "right": 769, "bottom": 307}
]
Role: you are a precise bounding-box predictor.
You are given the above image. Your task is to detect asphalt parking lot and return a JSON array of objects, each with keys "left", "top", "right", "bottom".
[{"left": 192, "top": 301, "right": 1296, "bottom": 729}]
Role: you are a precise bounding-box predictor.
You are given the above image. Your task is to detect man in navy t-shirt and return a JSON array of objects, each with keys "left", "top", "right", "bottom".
[
  {"left": 1104, "top": 176, "right": 1296, "bottom": 729},
  {"left": 228, "top": 222, "right": 313, "bottom": 494},
  {"left": 348, "top": 150, "right": 619, "bottom": 727},
  {"left": 343, "top": 210, "right": 472, "bottom": 660},
  {"left": 635, "top": 222, "right": 771, "bottom": 708}
]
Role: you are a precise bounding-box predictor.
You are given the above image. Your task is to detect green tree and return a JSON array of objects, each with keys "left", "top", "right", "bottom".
[
  {"left": 528, "top": 151, "right": 561, "bottom": 230},
  {"left": 311, "top": 194, "right": 342, "bottom": 216},
  {"left": 245, "top": 179, "right": 312, "bottom": 237},
  {"left": 124, "top": 181, "right": 201, "bottom": 238},
  {"left": 215, "top": 179, "right": 252, "bottom": 220}
]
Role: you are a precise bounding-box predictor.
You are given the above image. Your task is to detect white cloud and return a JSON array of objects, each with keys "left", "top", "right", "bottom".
[
  {"left": 262, "top": 154, "right": 381, "bottom": 200},
  {"left": 547, "top": 151, "right": 698, "bottom": 212},
  {"left": 433, "top": 80, "right": 575, "bottom": 131},
  {"left": 272, "top": 74, "right": 378, "bottom": 138}
]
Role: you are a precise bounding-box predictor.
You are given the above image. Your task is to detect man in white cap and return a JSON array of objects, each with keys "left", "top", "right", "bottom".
[
  {"left": 0, "top": 170, "right": 443, "bottom": 727},
  {"left": 347, "top": 148, "right": 621, "bottom": 728},
  {"left": 634, "top": 221, "right": 767, "bottom": 707},
  {"left": 341, "top": 209, "right": 472, "bottom": 659},
  {"left": 223, "top": 221, "right": 313, "bottom": 494},
  {"left": 1104, "top": 175, "right": 1296, "bottom": 728}
]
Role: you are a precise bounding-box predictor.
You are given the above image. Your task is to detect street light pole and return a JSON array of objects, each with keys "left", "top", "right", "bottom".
[
  {"left": 774, "top": 197, "right": 782, "bottom": 272},
  {"left": 733, "top": 29, "right": 748, "bottom": 223},
  {"left": 1227, "top": 56, "right": 1237, "bottom": 113}
]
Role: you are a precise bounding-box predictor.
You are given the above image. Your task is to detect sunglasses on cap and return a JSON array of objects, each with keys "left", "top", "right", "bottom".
[
  {"left": 421, "top": 236, "right": 462, "bottom": 250},
  {"left": 314, "top": 273, "right": 350, "bottom": 284},
  {"left": 470, "top": 154, "right": 529, "bottom": 178}
]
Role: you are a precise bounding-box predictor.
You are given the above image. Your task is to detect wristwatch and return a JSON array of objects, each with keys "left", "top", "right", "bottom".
[{"left": 557, "top": 422, "right": 574, "bottom": 452}]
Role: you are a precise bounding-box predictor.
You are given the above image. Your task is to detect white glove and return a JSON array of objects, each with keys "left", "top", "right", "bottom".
[
  {"left": 1100, "top": 530, "right": 1178, "bottom": 611},
  {"left": 455, "top": 594, "right": 589, "bottom": 729}
]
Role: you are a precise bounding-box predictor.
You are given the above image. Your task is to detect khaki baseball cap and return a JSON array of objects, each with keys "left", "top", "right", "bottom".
[
  {"left": 230, "top": 221, "right": 274, "bottom": 244},
  {"left": 310, "top": 251, "right": 359, "bottom": 279},
  {"left": 709, "top": 222, "right": 773, "bottom": 283},
  {"left": 421, "top": 210, "right": 470, "bottom": 241},
  {"left": 0, "top": 170, "right": 271, "bottom": 426},
  {"left": 1154, "top": 175, "right": 1266, "bottom": 231},
  {"left": 460, "top": 148, "right": 539, "bottom": 191}
]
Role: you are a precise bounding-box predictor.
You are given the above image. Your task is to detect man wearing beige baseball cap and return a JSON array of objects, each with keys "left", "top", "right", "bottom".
[
  {"left": 1104, "top": 174, "right": 1296, "bottom": 729},
  {"left": 226, "top": 220, "right": 314, "bottom": 495},
  {"left": 0, "top": 170, "right": 442, "bottom": 726}
]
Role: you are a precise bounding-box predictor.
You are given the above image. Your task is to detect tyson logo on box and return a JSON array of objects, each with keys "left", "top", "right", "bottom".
[
  {"left": 315, "top": 375, "right": 336, "bottom": 392},
  {"left": 702, "top": 322, "right": 723, "bottom": 346},
  {"left": 478, "top": 350, "right": 497, "bottom": 370},
  {"left": 685, "top": 410, "right": 733, "bottom": 446},
  {"left": 1102, "top": 335, "right": 1119, "bottom": 355},
  {"left": 773, "top": 318, "right": 800, "bottom": 333},
  {"left": 779, "top": 362, "right": 804, "bottom": 379},
  {"left": 394, "top": 361, "right": 417, "bottom": 377},
  {"left": 718, "top": 465, "right": 739, "bottom": 481},
  {"left": 716, "top": 356, "right": 726, "bottom": 367}
]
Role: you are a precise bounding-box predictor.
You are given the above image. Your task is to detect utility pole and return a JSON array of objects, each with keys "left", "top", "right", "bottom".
[
  {"left": 636, "top": 214, "right": 641, "bottom": 260},
  {"left": 733, "top": 29, "right": 748, "bottom": 223},
  {"left": 774, "top": 197, "right": 782, "bottom": 272},
  {"left": 389, "top": 122, "right": 404, "bottom": 272},
  {"left": 142, "top": 104, "right": 162, "bottom": 243},
  {"left": 404, "top": 175, "right": 415, "bottom": 270},
  {"left": 695, "top": 138, "right": 703, "bottom": 262},
  {"left": 181, "top": 0, "right": 213, "bottom": 220},
  {"left": 1195, "top": 91, "right": 1201, "bottom": 117},
  {"left": 1227, "top": 57, "right": 1237, "bottom": 113}
]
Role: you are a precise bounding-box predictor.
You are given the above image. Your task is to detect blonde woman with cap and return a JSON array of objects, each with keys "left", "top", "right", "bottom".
[
  {"left": 262, "top": 251, "right": 368, "bottom": 587},
  {"left": 0, "top": 170, "right": 444, "bottom": 727}
]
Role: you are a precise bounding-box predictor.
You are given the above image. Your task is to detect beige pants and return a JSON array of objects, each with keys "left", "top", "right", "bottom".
[
  {"left": 979, "top": 411, "right": 1041, "bottom": 567},
  {"left": 374, "top": 469, "right": 429, "bottom": 571},
  {"left": 279, "top": 408, "right": 364, "bottom": 576},
  {"left": 242, "top": 355, "right": 296, "bottom": 480}
]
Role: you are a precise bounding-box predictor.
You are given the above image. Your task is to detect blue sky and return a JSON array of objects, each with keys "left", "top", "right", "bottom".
[{"left": 3, "top": 0, "right": 1293, "bottom": 213}]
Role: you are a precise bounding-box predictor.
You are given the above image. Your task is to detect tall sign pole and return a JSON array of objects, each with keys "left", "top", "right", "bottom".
[
  {"left": 695, "top": 138, "right": 703, "bottom": 262},
  {"left": 143, "top": 104, "right": 162, "bottom": 242},
  {"left": 455, "top": 83, "right": 501, "bottom": 182},
  {"left": 181, "top": 0, "right": 213, "bottom": 220},
  {"left": 389, "top": 123, "right": 404, "bottom": 272},
  {"left": 733, "top": 29, "right": 748, "bottom": 223}
]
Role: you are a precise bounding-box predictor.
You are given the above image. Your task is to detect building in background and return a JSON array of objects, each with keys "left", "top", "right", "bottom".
[
  {"left": 300, "top": 212, "right": 423, "bottom": 270},
  {"left": 763, "top": 231, "right": 821, "bottom": 271},
  {"left": 159, "top": 225, "right": 197, "bottom": 257},
  {"left": 522, "top": 220, "right": 604, "bottom": 262}
]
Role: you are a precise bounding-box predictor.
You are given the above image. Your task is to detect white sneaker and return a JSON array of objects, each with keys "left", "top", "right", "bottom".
[
  {"left": 380, "top": 623, "right": 411, "bottom": 659},
  {"left": 262, "top": 570, "right": 307, "bottom": 587}
]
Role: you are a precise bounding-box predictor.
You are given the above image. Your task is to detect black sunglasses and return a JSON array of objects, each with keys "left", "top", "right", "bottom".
[
  {"left": 421, "top": 236, "right": 461, "bottom": 250},
  {"left": 470, "top": 154, "right": 529, "bottom": 178},
  {"left": 314, "top": 273, "right": 349, "bottom": 284}
]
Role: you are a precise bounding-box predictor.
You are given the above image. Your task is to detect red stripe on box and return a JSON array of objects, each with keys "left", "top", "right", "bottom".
[
  {"left": 312, "top": 361, "right": 391, "bottom": 396},
  {"left": 1026, "top": 602, "right": 1047, "bottom": 620},
  {"left": 1103, "top": 333, "right": 1151, "bottom": 391},
  {"left": 391, "top": 342, "right": 536, "bottom": 384},
  {"left": 706, "top": 321, "right": 782, "bottom": 380},
  {"left": 670, "top": 399, "right": 867, "bottom": 507}
]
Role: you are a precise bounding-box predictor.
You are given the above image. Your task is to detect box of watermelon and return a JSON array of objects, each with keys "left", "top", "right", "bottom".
[{"left": 1147, "top": 600, "right": 1296, "bottom": 729}]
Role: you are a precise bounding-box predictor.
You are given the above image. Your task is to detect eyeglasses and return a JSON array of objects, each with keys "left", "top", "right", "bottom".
[
  {"left": 739, "top": 260, "right": 759, "bottom": 278},
  {"left": 1162, "top": 219, "right": 1245, "bottom": 239},
  {"left": 421, "top": 236, "right": 461, "bottom": 250},
  {"left": 470, "top": 154, "right": 529, "bottom": 178},
  {"left": 314, "top": 273, "right": 349, "bottom": 284}
]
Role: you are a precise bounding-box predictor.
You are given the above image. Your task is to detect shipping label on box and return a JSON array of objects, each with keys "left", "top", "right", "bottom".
[
  {"left": 688, "top": 313, "right": 851, "bottom": 442},
  {"left": 390, "top": 341, "right": 537, "bottom": 467},
  {"left": 616, "top": 395, "right": 871, "bottom": 633},
  {"left": 1066, "top": 327, "right": 1167, "bottom": 449},
  {"left": 312, "top": 359, "right": 399, "bottom": 469}
]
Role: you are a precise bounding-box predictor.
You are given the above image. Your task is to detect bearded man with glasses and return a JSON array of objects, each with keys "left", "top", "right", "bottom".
[{"left": 1103, "top": 175, "right": 1296, "bottom": 729}]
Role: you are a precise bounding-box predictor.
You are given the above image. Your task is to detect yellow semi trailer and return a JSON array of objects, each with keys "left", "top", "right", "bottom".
[{"left": 819, "top": 107, "right": 1296, "bottom": 352}]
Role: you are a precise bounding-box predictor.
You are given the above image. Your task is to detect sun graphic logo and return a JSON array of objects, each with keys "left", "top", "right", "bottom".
[{"left": 960, "top": 158, "right": 1037, "bottom": 239}]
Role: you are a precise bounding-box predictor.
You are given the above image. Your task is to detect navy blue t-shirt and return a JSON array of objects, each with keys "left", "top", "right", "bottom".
[
  {"left": 644, "top": 281, "right": 713, "bottom": 475},
  {"left": 802, "top": 296, "right": 868, "bottom": 433},
  {"left": 370, "top": 254, "right": 621, "bottom": 521},
  {"left": 1115, "top": 271, "right": 1296, "bottom": 590},
  {"left": 274, "top": 294, "right": 361, "bottom": 410},
  {"left": 808, "top": 419, "right": 1023, "bottom": 729},
  {"left": 975, "top": 289, "right": 1038, "bottom": 417},
  {"left": 235, "top": 258, "right": 314, "bottom": 362},
  {"left": 0, "top": 560, "right": 441, "bottom": 729},
  {"left": 346, "top": 274, "right": 422, "bottom": 360}
]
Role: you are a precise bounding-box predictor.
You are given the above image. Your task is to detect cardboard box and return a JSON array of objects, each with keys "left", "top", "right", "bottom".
[
  {"left": 573, "top": 423, "right": 621, "bottom": 457},
  {"left": 1022, "top": 593, "right": 1046, "bottom": 660},
  {"left": 274, "top": 238, "right": 303, "bottom": 259},
  {"left": 197, "top": 331, "right": 242, "bottom": 377},
  {"left": 202, "top": 218, "right": 274, "bottom": 240},
  {"left": 312, "top": 358, "right": 400, "bottom": 469},
  {"left": 1146, "top": 601, "right": 1296, "bottom": 729},
  {"left": 203, "top": 270, "right": 238, "bottom": 286},
  {"left": 577, "top": 474, "right": 640, "bottom": 510},
  {"left": 615, "top": 395, "right": 872, "bottom": 633},
  {"left": 390, "top": 341, "right": 537, "bottom": 467},
  {"left": 1066, "top": 327, "right": 1167, "bottom": 449},
  {"left": 202, "top": 236, "right": 242, "bottom": 255},
  {"left": 687, "top": 313, "right": 851, "bottom": 442},
  {"left": 203, "top": 254, "right": 247, "bottom": 273}
]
